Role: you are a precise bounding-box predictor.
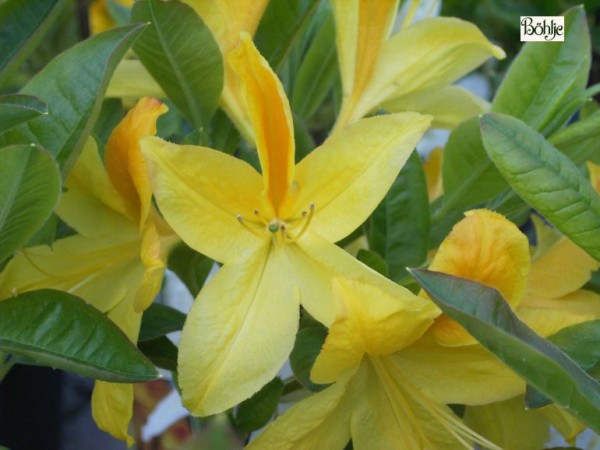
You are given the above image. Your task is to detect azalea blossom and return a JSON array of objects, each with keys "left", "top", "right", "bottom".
[
  {"left": 0, "top": 98, "right": 178, "bottom": 444},
  {"left": 248, "top": 278, "right": 500, "bottom": 449},
  {"left": 331, "top": 0, "right": 505, "bottom": 129},
  {"left": 141, "top": 34, "right": 433, "bottom": 416}
]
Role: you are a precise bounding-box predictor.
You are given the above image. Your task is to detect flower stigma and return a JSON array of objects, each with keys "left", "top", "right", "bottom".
[{"left": 235, "top": 203, "right": 315, "bottom": 243}]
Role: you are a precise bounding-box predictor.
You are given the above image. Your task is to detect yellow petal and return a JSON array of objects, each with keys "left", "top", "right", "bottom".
[
  {"left": 89, "top": 0, "right": 133, "bottom": 35},
  {"left": 588, "top": 161, "right": 600, "bottom": 194},
  {"left": 382, "top": 85, "right": 490, "bottom": 129},
  {"left": 92, "top": 381, "right": 134, "bottom": 445},
  {"left": 424, "top": 147, "right": 443, "bottom": 202},
  {"left": 531, "top": 214, "right": 563, "bottom": 257},
  {"left": 227, "top": 34, "right": 295, "bottom": 213},
  {"left": 133, "top": 222, "right": 166, "bottom": 312},
  {"left": 428, "top": 209, "right": 530, "bottom": 346},
  {"left": 463, "top": 396, "right": 550, "bottom": 450},
  {"left": 394, "top": 333, "right": 525, "bottom": 405},
  {"left": 349, "top": 17, "right": 504, "bottom": 125},
  {"left": 311, "top": 278, "right": 437, "bottom": 384},
  {"left": 177, "top": 243, "right": 301, "bottom": 416},
  {"left": 141, "top": 136, "right": 265, "bottom": 264},
  {"left": 539, "top": 404, "right": 586, "bottom": 443},
  {"left": 292, "top": 112, "right": 432, "bottom": 243},
  {"left": 527, "top": 236, "right": 599, "bottom": 300},
  {"left": 106, "top": 59, "right": 165, "bottom": 99},
  {"left": 56, "top": 138, "right": 134, "bottom": 238},
  {"left": 106, "top": 97, "right": 168, "bottom": 225},
  {"left": 246, "top": 373, "right": 354, "bottom": 450}
]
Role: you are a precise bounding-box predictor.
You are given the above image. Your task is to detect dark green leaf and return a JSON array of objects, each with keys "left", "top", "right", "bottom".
[
  {"left": 356, "top": 249, "right": 388, "bottom": 277},
  {"left": 0, "top": 95, "right": 47, "bottom": 133},
  {"left": 0, "top": 0, "right": 65, "bottom": 86},
  {"left": 481, "top": 113, "right": 600, "bottom": 261},
  {"left": 167, "top": 244, "right": 214, "bottom": 297},
  {"left": 138, "top": 336, "right": 178, "bottom": 372},
  {"left": 254, "top": 0, "right": 321, "bottom": 70},
  {"left": 233, "top": 377, "right": 284, "bottom": 432},
  {"left": 0, "top": 145, "right": 60, "bottom": 264},
  {"left": 293, "top": 114, "right": 316, "bottom": 162},
  {"left": 0, "top": 289, "right": 159, "bottom": 382},
  {"left": 132, "top": 0, "right": 223, "bottom": 128},
  {"left": 410, "top": 268, "right": 600, "bottom": 434},
  {"left": 368, "top": 151, "right": 430, "bottom": 281},
  {"left": 139, "top": 303, "right": 186, "bottom": 342},
  {"left": 492, "top": 7, "right": 590, "bottom": 135},
  {"left": 289, "top": 326, "right": 328, "bottom": 392},
  {"left": 0, "top": 24, "right": 146, "bottom": 176}
]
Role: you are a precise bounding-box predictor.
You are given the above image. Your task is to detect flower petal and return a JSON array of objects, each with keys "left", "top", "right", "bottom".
[
  {"left": 246, "top": 373, "right": 354, "bottom": 450},
  {"left": 292, "top": 112, "right": 431, "bottom": 243},
  {"left": 141, "top": 136, "right": 264, "bottom": 264},
  {"left": 539, "top": 404, "right": 585, "bottom": 443},
  {"left": 381, "top": 85, "right": 490, "bottom": 129},
  {"left": 177, "top": 243, "right": 300, "bottom": 416},
  {"left": 227, "top": 34, "right": 295, "bottom": 213},
  {"left": 588, "top": 161, "right": 600, "bottom": 194},
  {"left": 106, "top": 97, "right": 168, "bottom": 225},
  {"left": 92, "top": 381, "right": 134, "bottom": 445},
  {"left": 423, "top": 147, "right": 443, "bottom": 202},
  {"left": 428, "top": 209, "right": 530, "bottom": 346}
]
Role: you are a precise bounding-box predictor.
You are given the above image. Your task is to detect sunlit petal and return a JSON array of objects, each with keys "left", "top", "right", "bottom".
[
  {"left": 177, "top": 244, "right": 300, "bottom": 416},
  {"left": 293, "top": 113, "right": 431, "bottom": 243},
  {"left": 141, "top": 136, "right": 264, "bottom": 263}
]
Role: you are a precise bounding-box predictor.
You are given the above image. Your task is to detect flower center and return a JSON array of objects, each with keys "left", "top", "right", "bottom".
[{"left": 236, "top": 203, "right": 315, "bottom": 243}]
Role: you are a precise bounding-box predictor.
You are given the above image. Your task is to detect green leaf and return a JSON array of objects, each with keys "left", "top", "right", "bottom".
[
  {"left": 106, "top": 0, "right": 132, "bottom": 27},
  {"left": 289, "top": 326, "right": 328, "bottom": 392},
  {"left": 409, "top": 268, "right": 600, "bottom": 434},
  {"left": 254, "top": 0, "right": 321, "bottom": 71},
  {"left": 233, "top": 377, "right": 284, "bottom": 432},
  {"left": 291, "top": 9, "right": 337, "bottom": 119},
  {"left": 139, "top": 303, "right": 186, "bottom": 342},
  {"left": 0, "top": 24, "right": 146, "bottom": 176},
  {"left": 0, "top": 289, "right": 159, "bottom": 382},
  {"left": 0, "top": 95, "right": 47, "bottom": 133},
  {"left": 131, "top": 0, "right": 223, "bottom": 128},
  {"left": 138, "top": 336, "right": 178, "bottom": 372},
  {"left": 356, "top": 249, "right": 388, "bottom": 277},
  {"left": 368, "top": 151, "right": 430, "bottom": 281},
  {"left": 492, "top": 7, "right": 590, "bottom": 135},
  {"left": 550, "top": 109, "right": 600, "bottom": 165},
  {"left": 481, "top": 113, "right": 600, "bottom": 261},
  {"left": 0, "top": 0, "right": 66, "bottom": 87},
  {"left": 0, "top": 145, "right": 60, "bottom": 264},
  {"left": 167, "top": 244, "right": 214, "bottom": 297}
]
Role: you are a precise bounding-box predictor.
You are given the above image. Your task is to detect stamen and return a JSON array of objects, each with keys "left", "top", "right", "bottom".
[
  {"left": 286, "top": 203, "right": 315, "bottom": 242},
  {"left": 236, "top": 214, "right": 262, "bottom": 237}
]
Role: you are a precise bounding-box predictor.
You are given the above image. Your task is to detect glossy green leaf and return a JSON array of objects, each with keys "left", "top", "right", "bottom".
[
  {"left": 481, "top": 113, "right": 600, "bottom": 261},
  {"left": 0, "top": 289, "right": 159, "bottom": 382},
  {"left": 0, "top": 95, "right": 47, "bottom": 133},
  {"left": 0, "top": 24, "right": 146, "bottom": 176},
  {"left": 131, "top": 0, "right": 223, "bottom": 128},
  {"left": 138, "top": 336, "right": 178, "bottom": 372},
  {"left": 139, "top": 303, "right": 186, "bottom": 342},
  {"left": 410, "top": 268, "right": 600, "bottom": 434},
  {"left": 492, "top": 7, "right": 590, "bottom": 135},
  {"left": 233, "top": 377, "right": 284, "bottom": 432},
  {"left": 289, "top": 326, "right": 328, "bottom": 393},
  {"left": 167, "top": 244, "right": 214, "bottom": 297},
  {"left": 0, "top": 0, "right": 65, "bottom": 86},
  {"left": 356, "top": 249, "right": 388, "bottom": 277},
  {"left": 291, "top": 9, "right": 337, "bottom": 119},
  {"left": 0, "top": 145, "right": 60, "bottom": 264},
  {"left": 255, "top": 0, "right": 321, "bottom": 70},
  {"left": 368, "top": 151, "right": 430, "bottom": 281}
]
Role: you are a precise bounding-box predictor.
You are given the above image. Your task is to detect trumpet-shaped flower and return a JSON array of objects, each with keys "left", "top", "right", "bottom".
[
  {"left": 331, "top": 0, "right": 505, "bottom": 129},
  {"left": 0, "top": 98, "right": 178, "bottom": 444},
  {"left": 248, "top": 278, "right": 500, "bottom": 450},
  {"left": 394, "top": 209, "right": 600, "bottom": 406},
  {"left": 141, "top": 34, "right": 433, "bottom": 416}
]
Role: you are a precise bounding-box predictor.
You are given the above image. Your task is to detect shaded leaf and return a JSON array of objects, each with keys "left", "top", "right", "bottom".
[
  {"left": 0, "top": 95, "right": 47, "bottom": 133},
  {"left": 356, "top": 249, "right": 388, "bottom": 277},
  {"left": 139, "top": 303, "right": 186, "bottom": 342},
  {"left": 138, "top": 336, "right": 178, "bottom": 372},
  {"left": 233, "top": 377, "right": 284, "bottom": 432},
  {"left": 289, "top": 325, "right": 328, "bottom": 392},
  {"left": 167, "top": 244, "right": 214, "bottom": 297}
]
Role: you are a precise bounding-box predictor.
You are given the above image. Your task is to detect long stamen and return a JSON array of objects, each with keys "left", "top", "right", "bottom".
[
  {"left": 286, "top": 203, "right": 315, "bottom": 242},
  {"left": 236, "top": 214, "right": 262, "bottom": 237}
]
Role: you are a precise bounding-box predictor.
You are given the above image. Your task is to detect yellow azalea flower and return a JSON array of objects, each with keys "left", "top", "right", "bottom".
[
  {"left": 589, "top": 161, "right": 600, "bottom": 193},
  {"left": 424, "top": 147, "right": 443, "bottom": 202},
  {"left": 330, "top": 0, "right": 505, "bottom": 129},
  {"left": 140, "top": 34, "right": 432, "bottom": 416},
  {"left": 393, "top": 209, "right": 600, "bottom": 406},
  {"left": 248, "top": 278, "right": 500, "bottom": 450},
  {"left": 0, "top": 98, "right": 178, "bottom": 444},
  {"left": 89, "top": 0, "right": 134, "bottom": 35}
]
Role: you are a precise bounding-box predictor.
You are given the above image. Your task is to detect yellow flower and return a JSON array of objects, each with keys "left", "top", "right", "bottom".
[
  {"left": 0, "top": 98, "right": 178, "bottom": 444},
  {"left": 331, "top": 0, "right": 505, "bottom": 129},
  {"left": 248, "top": 278, "right": 500, "bottom": 450},
  {"left": 88, "top": 0, "right": 134, "bottom": 35},
  {"left": 588, "top": 161, "right": 600, "bottom": 194},
  {"left": 141, "top": 34, "right": 433, "bottom": 416},
  {"left": 394, "top": 209, "right": 600, "bottom": 406}
]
